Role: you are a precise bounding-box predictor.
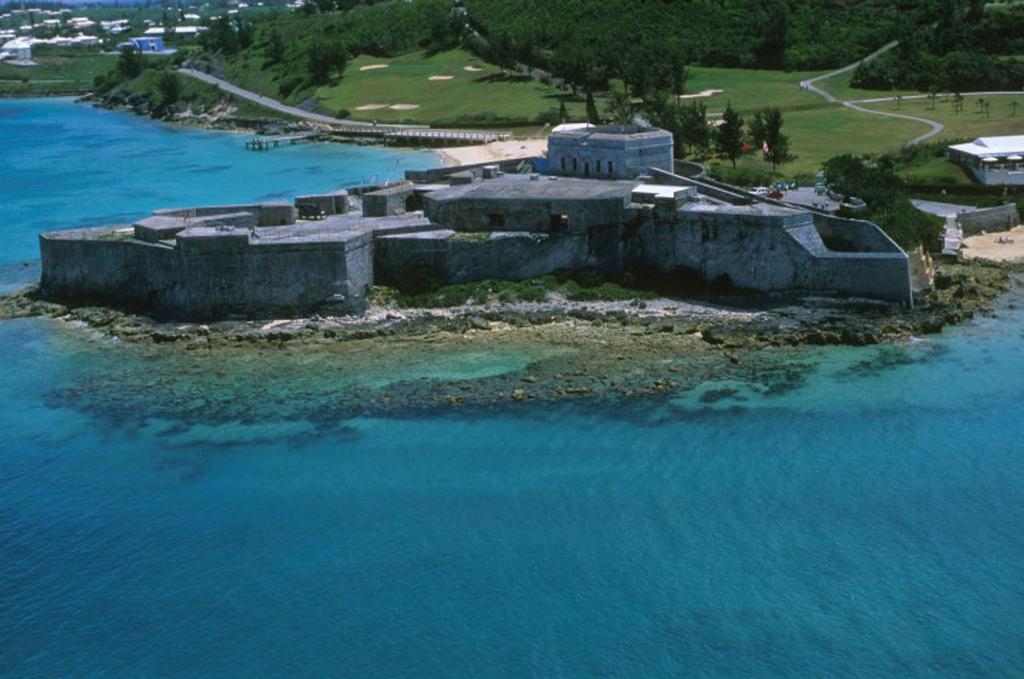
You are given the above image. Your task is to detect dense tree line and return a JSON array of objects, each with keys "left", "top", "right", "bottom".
[
  {"left": 461, "top": 0, "right": 936, "bottom": 75},
  {"left": 851, "top": 0, "right": 1024, "bottom": 91}
]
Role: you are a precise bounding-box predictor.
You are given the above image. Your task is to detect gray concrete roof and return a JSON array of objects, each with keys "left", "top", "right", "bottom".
[
  {"left": 549, "top": 125, "right": 672, "bottom": 142},
  {"left": 427, "top": 176, "right": 639, "bottom": 202},
  {"left": 252, "top": 212, "right": 432, "bottom": 244},
  {"left": 680, "top": 201, "right": 803, "bottom": 217}
]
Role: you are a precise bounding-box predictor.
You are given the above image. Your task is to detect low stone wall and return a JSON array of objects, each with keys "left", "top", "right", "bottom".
[
  {"left": 956, "top": 203, "right": 1020, "bottom": 236},
  {"left": 811, "top": 213, "right": 903, "bottom": 254},
  {"left": 373, "top": 230, "right": 620, "bottom": 287},
  {"left": 627, "top": 210, "right": 911, "bottom": 305},
  {"left": 404, "top": 158, "right": 532, "bottom": 183},
  {"left": 363, "top": 184, "right": 414, "bottom": 217},
  {"left": 40, "top": 227, "right": 365, "bottom": 319},
  {"left": 153, "top": 201, "right": 296, "bottom": 227}
]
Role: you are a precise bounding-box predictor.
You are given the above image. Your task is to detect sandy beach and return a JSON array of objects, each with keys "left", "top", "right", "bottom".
[
  {"left": 439, "top": 138, "right": 547, "bottom": 166},
  {"left": 963, "top": 226, "right": 1024, "bottom": 262}
]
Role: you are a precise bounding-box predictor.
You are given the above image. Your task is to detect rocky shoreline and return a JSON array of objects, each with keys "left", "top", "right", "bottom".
[
  {"left": 1, "top": 260, "right": 1019, "bottom": 414},
  {"left": 87, "top": 89, "right": 306, "bottom": 136},
  {"left": 2, "top": 260, "right": 1017, "bottom": 351}
]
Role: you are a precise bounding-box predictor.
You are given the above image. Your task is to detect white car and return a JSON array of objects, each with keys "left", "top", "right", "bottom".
[{"left": 751, "top": 186, "right": 770, "bottom": 195}]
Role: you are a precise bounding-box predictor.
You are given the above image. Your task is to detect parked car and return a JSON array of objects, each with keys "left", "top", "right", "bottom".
[{"left": 751, "top": 186, "right": 770, "bottom": 195}]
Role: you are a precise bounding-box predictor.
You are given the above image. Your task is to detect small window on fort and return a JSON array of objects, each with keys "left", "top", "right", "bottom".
[
  {"left": 550, "top": 214, "right": 569, "bottom": 232},
  {"left": 572, "top": 157, "right": 578, "bottom": 172},
  {"left": 584, "top": 162, "right": 590, "bottom": 177},
  {"left": 596, "top": 161, "right": 602, "bottom": 173},
  {"left": 607, "top": 161, "right": 614, "bottom": 175},
  {"left": 486, "top": 213, "right": 505, "bottom": 228},
  {"left": 561, "top": 157, "right": 566, "bottom": 171}
]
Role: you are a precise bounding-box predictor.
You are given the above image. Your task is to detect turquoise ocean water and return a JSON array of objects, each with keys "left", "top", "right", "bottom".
[{"left": 2, "top": 99, "right": 1024, "bottom": 677}]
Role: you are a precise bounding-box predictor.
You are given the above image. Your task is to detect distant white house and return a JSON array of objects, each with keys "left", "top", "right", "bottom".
[
  {"left": 1, "top": 37, "right": 32, "bottom": 61},
  {"left": 949, "top": 136, "right": 1024, "bottom": 186},
  {"left": 144, "top": 26, "right": 206, "bottom": 37}
]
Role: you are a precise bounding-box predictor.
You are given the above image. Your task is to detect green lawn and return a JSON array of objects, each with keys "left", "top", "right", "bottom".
[
  {"left": 861, "top": 94, "right": 1024, "bottom": 140},
  {"left": 684, "top": 66, "right": 825, "bottom": 115},
  {"left": 896, "top": 154, "right": 977, "bottom": 186},
  {"left": 0, "top": 52, "right": 116, "bottom": 96},
  {"left": 704, "top": 103, "right": 925, "bottom": 178},
  {"left": 310, "top": 49, "right": 585, "bottom": 126}
]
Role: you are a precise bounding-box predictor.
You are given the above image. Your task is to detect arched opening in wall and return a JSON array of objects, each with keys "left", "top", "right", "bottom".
[
  {"left": 550, "top": 214, "right": 569, "bottom": 232},
  {"left": 584, "top": 162, "right": 590, "bottom": 177},
  {"left": 572, "top": 157, "right": 578, "bottom": 173},
  {"left": 607, "top": 161, "right": 614, "bottom": 176},
  {"left": 560, "top": 157, "right": 566, "bottom": 172},
  {"left": 596, "top": 160, "right": 602, "bottom": 174}
]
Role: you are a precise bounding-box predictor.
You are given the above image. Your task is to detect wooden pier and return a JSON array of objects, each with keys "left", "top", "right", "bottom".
[
  {"left": 325, "top": 125, "right": 509, "bottom": 146},
  {"left": 245, "top": 132, "right": 321, "bottom": 151},
  {"left": 245, "top": 125, "right": 509, "bottom": 151}
]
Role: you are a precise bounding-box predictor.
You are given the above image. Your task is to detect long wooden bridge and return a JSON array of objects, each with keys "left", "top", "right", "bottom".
[
  {"left": 324, "top": 125, "right": 509, "bottom": 146},
  {"left": 244, "top": 132, "right": 321, "bottom": 151}
]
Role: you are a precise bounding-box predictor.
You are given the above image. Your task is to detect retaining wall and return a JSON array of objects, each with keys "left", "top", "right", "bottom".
[
  {"left": 40, "top": 227, "right": 365, "bottom": 319},
  {"left": 956, "top": 203, "right": 1020, "bottom": 236}
]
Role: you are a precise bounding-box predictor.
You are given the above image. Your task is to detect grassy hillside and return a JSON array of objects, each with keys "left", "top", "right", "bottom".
[
  {"left": 862, "top": 94, "right": 1024, "bottom": 140},
  {"left": 685, "top": 67, "right": 823, "bottom": 114},
  {"left": 0, "top": 50, "right": 115, "bottom": 96},
  {"left": 313, "top": 50, "right": 582, "bottom": 125}
]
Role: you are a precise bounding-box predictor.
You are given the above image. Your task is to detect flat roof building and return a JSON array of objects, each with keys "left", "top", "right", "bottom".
[
  {"left": 547, "top": 125, "right": 674, "bottom": 180},
  {"left": 948, "top": 136, "right": 1024, "bottom": 185}
]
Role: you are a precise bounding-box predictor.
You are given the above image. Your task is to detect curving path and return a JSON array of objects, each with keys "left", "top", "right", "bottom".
[
  {"left": 799, "top": 41, "right": 898, "bottom": 103},
  {"left": 801, "top": 45, "right": 1024, "bottom": 146}
]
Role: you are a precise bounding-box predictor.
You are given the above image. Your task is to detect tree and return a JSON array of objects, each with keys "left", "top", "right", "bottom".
[
  {"left": 200, "top": 16, "right": 240, "bottom": 55},
  {"left": 265, "top": 29, "right": 285, "bottom": 66},
  {"left": 156, "top": 70, "right": 180, "bottom": 107},
  {"left": 751, "top": 107, "right": 793, "bottom": 173},
  {"left": 755, "top": 0, "right": 788, "bottom": 69},
  {"left": 558, "top": 100, "right": 568, "bottom": 123},
  {"left": 667, "top": 42, "right": 689, "bottom": 95},
  {"left": 604, "top": 90, "right": 634, "bottom": 125},
  {"left": 679, "top": 101, "right": 709, "bottom": 157},
  {"left": 927, "top": 86, "right": 938, "bottom": 110},
  {"left": 307, "top": 38, "right": 348, "bottom": 85},
  {"left": 116, "top": 46, "right": 144, "bottom": 80},
  {"left": 715, "top": 102, "right": 745, "bottom": 167},
  {"left": 585, "top": 89, "right": 599, "bottom": 125}
]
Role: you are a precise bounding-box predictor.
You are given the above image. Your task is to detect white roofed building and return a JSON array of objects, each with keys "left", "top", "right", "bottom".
[{"left": 949, "top": 136, "right": 1024, "bottom": 185}]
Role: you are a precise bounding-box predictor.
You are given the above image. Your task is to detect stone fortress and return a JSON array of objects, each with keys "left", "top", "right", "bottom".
[{"left": 39, "top": 125, "right": 912, "bottom": 319}]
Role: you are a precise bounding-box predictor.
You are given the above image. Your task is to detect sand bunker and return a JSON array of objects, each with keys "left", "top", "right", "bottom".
[
  {"left": 428, "top": 75, "right": 454, "bottom": 81},
  {"left": 679, "top": 88, "right": 724, "bottom": 99},
  {"left": 355, "top": 104, "right": 389, "bottom": 111},
  {"left": 359, "top": 64, "right": 390, "bottom": 72},
  {"left": 389, "top": 104, "right": 420, "bottom": 110},
  {"left": 463, "top": 65, "right": 484, "bottom": 72}
]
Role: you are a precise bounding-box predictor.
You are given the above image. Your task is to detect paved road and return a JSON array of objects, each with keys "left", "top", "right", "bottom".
[
  {"left": 179, "top": 68, "right": 377, "bottom": 127},
  {"left": 800, "top": 41, "right": 898, "bottom": 103},
  {"left": 800, "top": 45, "right": 1024, "bottom": 146}
]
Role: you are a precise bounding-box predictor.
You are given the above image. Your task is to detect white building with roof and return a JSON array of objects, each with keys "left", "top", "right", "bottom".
[
  {"left": 1, "top": 37, "right": 32, "bottom": 60},
  {"left": 948, "top": 136, "right": 1024, "bottom": 185}
]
